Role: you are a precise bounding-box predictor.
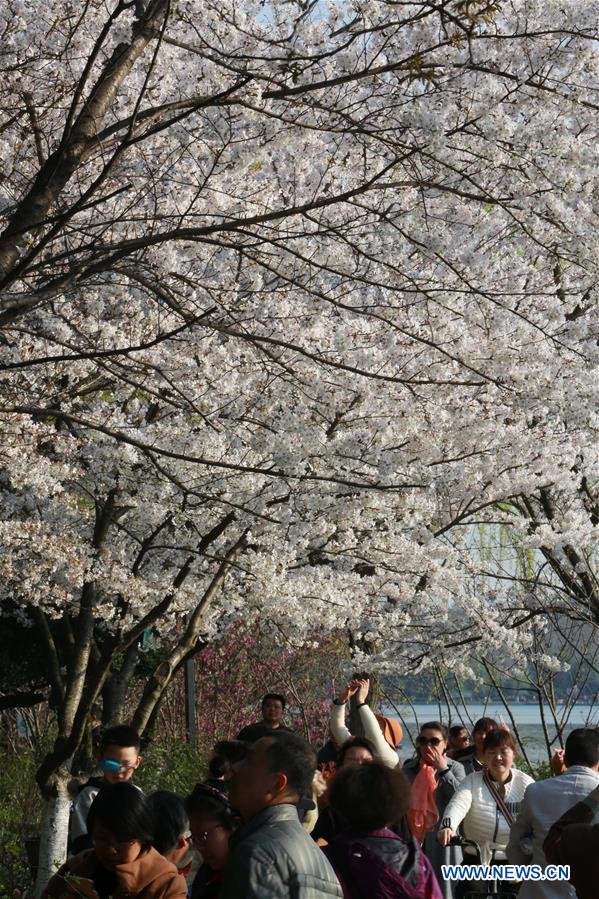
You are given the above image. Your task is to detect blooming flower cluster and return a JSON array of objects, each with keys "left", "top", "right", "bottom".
[{"left": 0, "top": 0, "right": 597, "bottom": 707}]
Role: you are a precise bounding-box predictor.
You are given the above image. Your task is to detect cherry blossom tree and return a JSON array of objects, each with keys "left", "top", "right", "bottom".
[{"left": 0, "top": 0, "right": 597, "bottom": 890}]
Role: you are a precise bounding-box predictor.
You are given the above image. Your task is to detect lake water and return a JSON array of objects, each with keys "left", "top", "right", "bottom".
[{"left": 383, "top": 703, "right": 599, "bottom": 766}]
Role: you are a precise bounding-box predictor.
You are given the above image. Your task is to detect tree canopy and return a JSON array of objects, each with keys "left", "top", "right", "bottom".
[{"left": 0, "top": 0, "right": 597, "bottom": 762}]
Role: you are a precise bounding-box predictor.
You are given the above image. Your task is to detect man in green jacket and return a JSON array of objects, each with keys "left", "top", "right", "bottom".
[{"left": 221, "top": 732, "right": 342, "bottom": 899}]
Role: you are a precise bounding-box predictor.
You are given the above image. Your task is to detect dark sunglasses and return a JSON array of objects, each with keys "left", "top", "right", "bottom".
[{"left": 416, "top": 735, "right": 443, "bottom": 746}]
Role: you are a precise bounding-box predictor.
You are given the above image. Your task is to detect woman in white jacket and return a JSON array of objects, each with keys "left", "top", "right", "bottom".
[
  {"left": 330, "top": 678, "right": 402, "bottom": 768},
  {"left": 438, "top": 728, "right": 534, "bottom": 895}
]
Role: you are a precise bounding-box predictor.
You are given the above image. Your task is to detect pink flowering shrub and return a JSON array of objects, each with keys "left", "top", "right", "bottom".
[{"left": 158, "top": 623, "right": 347, "bottom": 750}]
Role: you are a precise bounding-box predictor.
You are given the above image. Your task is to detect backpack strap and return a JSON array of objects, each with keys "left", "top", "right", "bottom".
[{"left": 482, "top": 770, "right": 514, "bottom": 827}]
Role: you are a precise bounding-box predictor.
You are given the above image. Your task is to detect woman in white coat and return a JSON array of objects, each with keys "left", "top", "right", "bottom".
[{"left": 438, "top": 728, "right": 534, "bottom": 897}]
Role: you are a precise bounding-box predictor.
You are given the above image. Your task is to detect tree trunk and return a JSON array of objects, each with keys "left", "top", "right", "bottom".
[
  {"left": 102, "top": 643, "right": 140, "bottom": 725},
  {"left": 132, "top": 534, "right": 246, "bottom": 734},
  {"left": 35, "top": 769, "right": 72, "bottom": 897}
]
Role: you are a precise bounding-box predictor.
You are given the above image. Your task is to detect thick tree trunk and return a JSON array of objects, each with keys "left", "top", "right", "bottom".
[
  {"left": 102, "top": 642, "right": 140, "bottom": 725},
  {"left": 34, "top": 769, "right": 72, "bottom": 897}
]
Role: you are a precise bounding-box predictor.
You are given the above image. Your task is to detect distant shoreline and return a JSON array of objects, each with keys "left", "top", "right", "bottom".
[{"left": 384, "top": 703, "right": 599, "bottom": 766}]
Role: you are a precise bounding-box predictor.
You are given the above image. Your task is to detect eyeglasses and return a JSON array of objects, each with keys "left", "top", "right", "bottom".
[
  {"left": 191, "top": 824, "right": 223, "bottom": 847},
  {"left": 416, "top": 736, "right": 443, "bottom": 746},
  {"left": 92, "top": 836, "right": 137, "bottom": 851}
]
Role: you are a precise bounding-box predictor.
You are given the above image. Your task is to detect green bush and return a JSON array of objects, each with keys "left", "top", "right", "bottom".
[
  {"left": 527, "top": 759, "right": 553, "bottom": 781},
  {"left": 135, "top": 739, "right": 209, "bottom": 795},
  {"left": 0, "top": 746, "right": 42, "bottom": 899}
]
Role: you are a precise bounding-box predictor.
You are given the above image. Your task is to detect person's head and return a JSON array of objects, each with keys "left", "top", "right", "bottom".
[
  {"left": 187, "top": 784, "right": 237, "bottom": 871},
  {"left": 472, "top": 718, "right": 499, "bottom": 756},
  {"left": 261, "top": 693, "right": 286, "bottom": 726},
  {"left": 337, "top": 736, "right": 375, "bottom": 768},
  {"left": 147, "top": 791, "right": 191, "bottom": 869},
  {"left": 208, "top": 740, "right": 249, "bottom": 782},
  {"left": 228, "top": 731, "right": 315, "bottom": 821},
  {"left": 482, "top": 728, "right": 517, "bottom": 782},
  {"left": 448, "top": 725, "right": 470, "bottom": 752},
  {"left": 416, "top": 722, "right": 448, "bottom": 759},
  {"left": 329, "top": 761, "right": 411, "bottom": 830},
  {"left": 97, "top": 725, "right": 142, "bottom": 784},
  {"left": 564, "top": 728, "right": 599, "bottom": 770},
  {"left": 87, "top": 782, "right": 154, "bottom": 870}
]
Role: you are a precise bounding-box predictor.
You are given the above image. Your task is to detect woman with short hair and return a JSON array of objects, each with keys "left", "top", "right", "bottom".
[
  {"left": 322, "top": 761, "right": 443, "bottom": 899},
  {"left": 438, "top": 728, "right": 534, "bottom": 896}
]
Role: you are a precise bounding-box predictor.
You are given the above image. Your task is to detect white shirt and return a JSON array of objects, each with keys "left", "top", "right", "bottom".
[{"left": 507, "top": 765, "right": 599, "bottom": 899}]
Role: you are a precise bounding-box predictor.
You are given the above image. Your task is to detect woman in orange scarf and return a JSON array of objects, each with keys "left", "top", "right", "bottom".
[{"left": 402, "top": 722, "right": 466, "bottom": 899}]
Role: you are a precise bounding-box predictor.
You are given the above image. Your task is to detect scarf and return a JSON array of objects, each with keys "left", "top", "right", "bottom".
[{"left": 407, "top": 761, "right": 439, "bottom": 843}]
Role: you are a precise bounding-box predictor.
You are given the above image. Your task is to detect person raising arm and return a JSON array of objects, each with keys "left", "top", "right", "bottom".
[{"left": 330, "top": 678, "right": 401, "bottom": 769}]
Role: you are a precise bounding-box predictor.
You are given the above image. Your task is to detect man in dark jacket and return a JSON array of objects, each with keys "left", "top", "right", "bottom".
[
  {"left": 236, "top": 692, "right": 293, "bottom": 743},
  {"left": 221, "top": 731, "right": 342, "bottom": 899}
]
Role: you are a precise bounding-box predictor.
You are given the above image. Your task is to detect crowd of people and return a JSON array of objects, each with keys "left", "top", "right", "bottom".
[{"left": 44, "top": 682, "right": 599, "bottom": 899}]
